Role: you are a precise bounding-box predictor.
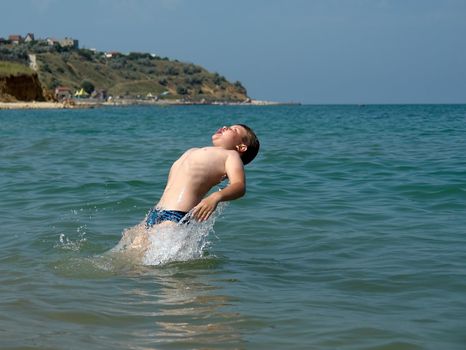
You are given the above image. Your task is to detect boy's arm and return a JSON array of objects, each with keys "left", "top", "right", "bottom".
[{"left": 191, "top": 154, "right": 246, "bottom": 222}]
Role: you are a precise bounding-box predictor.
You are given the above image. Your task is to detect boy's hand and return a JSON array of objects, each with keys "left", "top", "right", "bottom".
[{"left": 191, "top": 193, "right": 220, "bottom": 222}]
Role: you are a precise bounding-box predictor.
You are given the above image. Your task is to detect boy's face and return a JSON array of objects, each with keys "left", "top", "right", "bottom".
[{"left": 212, "top": 125, "right": 248, "bottom": 151}]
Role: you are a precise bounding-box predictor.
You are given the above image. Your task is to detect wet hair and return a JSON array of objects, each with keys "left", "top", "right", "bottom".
[{"left": 238, "top": 124, "right": 260, "bottom": 165}]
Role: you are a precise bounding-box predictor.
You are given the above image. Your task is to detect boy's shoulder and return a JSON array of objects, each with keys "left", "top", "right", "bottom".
[
  {"left": 206, "top": 146, "right": 241, "bottom": 158},
  {"left": 196, "top": 146, "right": 236, "bottom": 154},
  {"left": 189, "top": 146, "right": 241, "bottom": 162}
]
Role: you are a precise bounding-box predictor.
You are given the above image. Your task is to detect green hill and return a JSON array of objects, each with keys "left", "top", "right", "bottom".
[
  {"left": 0, "top": 60, "right": 34, "bottom": 76},
  {"left": 0, "top": 41, "right": 248, "bottom": 102}
]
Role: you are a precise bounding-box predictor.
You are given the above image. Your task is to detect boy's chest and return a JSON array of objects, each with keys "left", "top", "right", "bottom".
[{"left": 177, "top": 151, "right": 227, "bottom": 181}]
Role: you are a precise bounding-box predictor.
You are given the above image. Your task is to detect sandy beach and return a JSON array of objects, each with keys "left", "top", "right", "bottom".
[
  {"left": 0, "top": 101, "right": 70, "bottom": 110},
  {"left": 0, "top": 99, "right": 297, "bottom": 110}
]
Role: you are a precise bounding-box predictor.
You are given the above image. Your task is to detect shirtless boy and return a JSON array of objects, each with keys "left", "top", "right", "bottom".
[{"left": 118, "top": 124, "right": 259, "bottom": 252}]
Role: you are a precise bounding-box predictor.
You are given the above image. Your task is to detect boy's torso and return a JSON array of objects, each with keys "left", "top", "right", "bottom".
[{"left": 156, "top": 147, "right": 238, "bottom": 211}]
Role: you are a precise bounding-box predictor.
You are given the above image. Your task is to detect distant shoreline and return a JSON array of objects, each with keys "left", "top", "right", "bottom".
[
  {"left": 0, "top": 99, "right": 300, "bottom": 110},
  {"left": 0, "top": 101, "right": 67, "bottom": 110}
]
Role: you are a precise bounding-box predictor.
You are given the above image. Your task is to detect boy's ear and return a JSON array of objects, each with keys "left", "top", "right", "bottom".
[{"left": 236, "top": 144, "right": 248, "bottom": 153}]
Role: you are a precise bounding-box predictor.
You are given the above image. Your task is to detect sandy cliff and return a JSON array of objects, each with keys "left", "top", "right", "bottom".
[{"left": 0, "top": 73, "right": 45, "bottom": 101}]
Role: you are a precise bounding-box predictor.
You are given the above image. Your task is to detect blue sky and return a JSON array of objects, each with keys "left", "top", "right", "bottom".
[{"left": 1, "top": 0, "right": 465, "bottom": 104}]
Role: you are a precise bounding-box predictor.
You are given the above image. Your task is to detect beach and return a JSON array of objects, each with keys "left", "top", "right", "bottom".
[
  {"left": 0, "top": 101, "right": 68, "bottom": 109},
  {"left": 0, "top": 98, "right": 296, "bottom": 110}
]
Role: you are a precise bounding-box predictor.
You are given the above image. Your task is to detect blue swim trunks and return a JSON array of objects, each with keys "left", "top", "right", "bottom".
[{"left": 145, "top": 208, "right": 188, "bottom": 228}]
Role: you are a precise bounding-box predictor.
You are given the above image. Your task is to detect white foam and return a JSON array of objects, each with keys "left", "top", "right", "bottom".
[{"left": 111, "top": 203, "right": 226, "bottom": 266}]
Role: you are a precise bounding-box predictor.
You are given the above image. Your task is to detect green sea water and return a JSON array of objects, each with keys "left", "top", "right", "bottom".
[{"left": 1, "top": 105, "right": 465, "bottom": 349}]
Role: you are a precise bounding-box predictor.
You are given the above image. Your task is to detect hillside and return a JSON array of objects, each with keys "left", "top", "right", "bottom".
[{"left": 0, "top": 40, "right": 248, "bottom": 102}]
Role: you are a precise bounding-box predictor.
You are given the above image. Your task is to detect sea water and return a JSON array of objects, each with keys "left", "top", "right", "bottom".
[{"left": 0, "top": 105, "right": 465, "bottom": 349}]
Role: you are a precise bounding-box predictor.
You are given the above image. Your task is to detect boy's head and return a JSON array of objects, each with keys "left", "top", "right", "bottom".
[{"left": 212, "top": 124, "right": 260, "bottom": 165}]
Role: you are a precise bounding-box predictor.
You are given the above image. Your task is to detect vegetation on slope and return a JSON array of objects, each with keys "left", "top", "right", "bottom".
[
  {"left": 0, "top": 40, "right": 248, "bottom": 101},
  {"left": 0, "top": 61, "right": 34, "bottom": 77}
]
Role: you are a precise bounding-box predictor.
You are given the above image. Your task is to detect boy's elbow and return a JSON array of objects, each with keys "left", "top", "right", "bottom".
[
  {"left": 238, "top": 183, "right": 246, "bottom": 197},
  {"left": 226, "top": 181, "right": 246, "bottom": 199}
]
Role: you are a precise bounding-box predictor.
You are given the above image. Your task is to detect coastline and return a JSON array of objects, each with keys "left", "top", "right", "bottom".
[
  {"left": 0, "top": 98, "right": 299, "bottom": 110},
  {"left": 0, "top": 101, "right": 76, "bottom": 110}
]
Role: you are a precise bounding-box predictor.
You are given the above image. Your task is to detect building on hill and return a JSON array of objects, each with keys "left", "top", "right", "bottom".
[
  {"left": 47, "top": 38, "right": 58, "bottom": 46},
  {"left": 46, "top": 37, "right": 79, "bottom": 49},
  {"left": 54, "top": 86, "right": 73, "bottom": 101},
  {"left": 24, "top": 33, "right": 35, "bottom": 42},
  {"left": 9, "top": 35, "right": 23, "bottom": 44},
  {"left": 59, "top": 38, "right": 79, "bottom": 49},
  {"left": 105, "top": 51, "right": 121, "bottom": 58}
]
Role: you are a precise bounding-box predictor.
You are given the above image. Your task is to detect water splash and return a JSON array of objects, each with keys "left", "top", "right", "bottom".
[
  {"left": 110, "top": 203, "right": 226, "bottom": 266},
  {"left": 54, "top": 225, "right": 87, "bottom": 251}
]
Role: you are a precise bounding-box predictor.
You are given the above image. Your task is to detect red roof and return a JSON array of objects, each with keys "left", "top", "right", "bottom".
[{"left": 9, "top": 35, "right": 22, "bottom": 41}]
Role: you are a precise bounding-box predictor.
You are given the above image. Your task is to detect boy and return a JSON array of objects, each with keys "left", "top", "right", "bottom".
[{"left": 118, "top": 124, "right": 259, "bottom": 251}]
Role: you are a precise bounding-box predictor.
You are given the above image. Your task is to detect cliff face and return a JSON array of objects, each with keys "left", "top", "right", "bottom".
[{"left": 0, "top": 73, "right": 45, "bottom": 101}]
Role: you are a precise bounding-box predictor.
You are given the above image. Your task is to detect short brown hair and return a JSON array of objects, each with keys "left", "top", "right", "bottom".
[{"left": 238, "top": 124, "right": 260, "bottom": 165}]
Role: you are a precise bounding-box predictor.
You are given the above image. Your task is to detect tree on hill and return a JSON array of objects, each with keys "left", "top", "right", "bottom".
[
  {"left": 176, "top": 86, "right": 188, "bottom": 95},
  {"left": 81, "top": 80, "right": 95, "bottom": 94}
]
